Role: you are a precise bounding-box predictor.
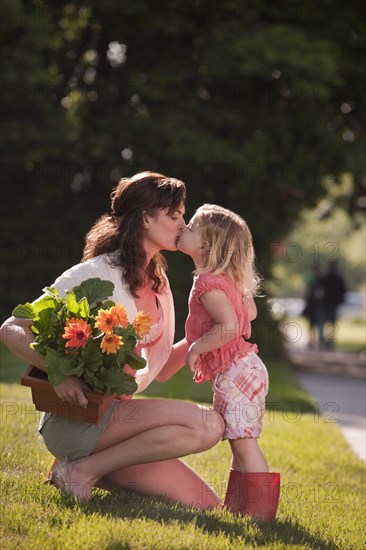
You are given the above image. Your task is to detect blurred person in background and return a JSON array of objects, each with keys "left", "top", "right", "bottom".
[
  {"left": 302, "top": 263, "right": 324, "bottom": 347},
  {"left": 318, "top": 262, "right": 346, "bottom": 350}
]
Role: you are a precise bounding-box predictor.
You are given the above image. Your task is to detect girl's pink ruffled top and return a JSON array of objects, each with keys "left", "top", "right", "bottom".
[{"left": 185, "top": 273, "right": 258, "bottom": 383}]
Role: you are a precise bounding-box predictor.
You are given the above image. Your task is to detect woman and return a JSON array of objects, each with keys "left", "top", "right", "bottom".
[{"left": 0, "top": 171, "right": 224, "bottom": 506}]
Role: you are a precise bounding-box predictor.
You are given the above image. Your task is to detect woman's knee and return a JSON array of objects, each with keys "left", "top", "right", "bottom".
[{"left": 196, "top": 408, "right": 224, "bottom": 450}]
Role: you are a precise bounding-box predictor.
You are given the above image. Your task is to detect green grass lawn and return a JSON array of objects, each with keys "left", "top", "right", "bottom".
[
  {"left": 1, "top": 344, "right": 365, "bottom": 549},
  {"left": 332, "top": 317, "right": 366, "bottom": 353}
]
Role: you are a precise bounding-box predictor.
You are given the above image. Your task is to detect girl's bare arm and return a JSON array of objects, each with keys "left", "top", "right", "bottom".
[{"left": 186, "top": 290, "right": 240, "bottom": 371}]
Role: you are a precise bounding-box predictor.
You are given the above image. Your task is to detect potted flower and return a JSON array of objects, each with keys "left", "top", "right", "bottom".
[{"left": 13, "top": 278, "right": 150, "bottom": 424}]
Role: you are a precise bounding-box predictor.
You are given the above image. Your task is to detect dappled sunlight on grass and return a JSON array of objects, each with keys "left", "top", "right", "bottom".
[
  {"left": 1, "top": 377, "right": 364, "bottom": 548},
  {"left": 1, "top": 344, "right": 365, "bottom": 548}
]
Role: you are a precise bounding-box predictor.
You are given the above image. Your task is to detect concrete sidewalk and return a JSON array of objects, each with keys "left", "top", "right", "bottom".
[
  {"left": 285, "top": 341, "right": 365, "bottom": 460},
  {"left": 283, "top": 322, "right": 365, "bottom": 461},
  {"left": 295, "top": 371, "right": 366, "bottom": 462}
]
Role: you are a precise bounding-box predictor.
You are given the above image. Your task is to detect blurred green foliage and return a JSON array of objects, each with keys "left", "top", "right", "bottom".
[
  {"left": 1, "top": 0, "right": 365, "bottom": 336},
  {"left": 268, "top": 175, "right": 366, "bottom": 297}
]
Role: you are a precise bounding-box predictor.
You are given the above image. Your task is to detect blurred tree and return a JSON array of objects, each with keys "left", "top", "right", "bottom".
[
  {"left": 1, "top": 0, "right": 365, "bottom": 348},
  {"left": 268, "top": 175, "right": 366, "bottom": 298},
  {"left": 0, "top": 0, "right": 90, "bottom": 317}
]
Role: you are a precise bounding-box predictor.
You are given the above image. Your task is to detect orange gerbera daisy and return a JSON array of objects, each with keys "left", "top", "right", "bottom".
[
  {"left": 100, "top": 333, "right": 123, "bottom": 354},
  {"left": 133, "top": 311, "right": 152, "bottom": 339},
  {"left": 112, "top": 304, "right": 129, "bottom": 328},
  {"left": 95, "top": 307, "right": 119, "bottom": 333},
  {"left": 62, "top": 318, "right": 92, "bottom": 349}
]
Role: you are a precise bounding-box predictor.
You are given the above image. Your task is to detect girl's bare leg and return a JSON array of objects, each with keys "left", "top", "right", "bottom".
[
  {"left": 98, "top": 458, "right": 221, "bottom": 509},
  {"left": 229, "top": 438, "right": 269, "bottom": 472},
  {"left": 58, "top": 398, "right": 224, "bottom": 499}
]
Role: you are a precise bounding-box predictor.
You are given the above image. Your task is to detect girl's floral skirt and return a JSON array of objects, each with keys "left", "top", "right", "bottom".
[{"left": 211, "top": 351, "right": 269, "bottom": 439}]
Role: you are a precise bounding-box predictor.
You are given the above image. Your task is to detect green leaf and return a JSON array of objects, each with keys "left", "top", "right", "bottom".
[
  {"left": 58, "top": 355, "right": 79, "bottom": 376},
  {"left": 125, "top": 351, "right": 147, "bottom": 370},
  {"left": 120, "top": 325, "right": 136, "bottom": 339},
  {"left": 66, "top": 292, "right": 79, "bottom": 316},
  {"left": 78, "top": 297, "right": 89, "bottom": 318},
  {"left": 32, "top": 296, "right": 59, "bottom": 316},
  {"left": 116, "top": 349, "right": 127, "bottom": 366},
  {"left": 99, "top": 366, "right": 125, "bottom": 388},
  {"left": 121, "top": 336, "right": 137, "bottom": 352},
  {"left": 50, "top": 311, "right": 61, "bottom": 332},
  {"left": 44, "top": 349, "right": 67, "bottom": 386},
  {"left": 44, "top": 348, "right": 60, "bottom": 369},
  {"left": 119, "top": 325, "right": 137, "bottom": 351},
  {"left": 98, "top": 300, "right": 115, "bottom": 309},
  {"left": 63, "top": 291, "right": 90, "bottom": 319},
  {"left": 30, "top": 341, "right": 46, "bottom": 355},
  {"left": 12, "top": 303, "right": 35, "bottom": 319},
  {"left": 117, "top": 375, "right": 138, "bottom": 396},
  {"left": 79, "top": 342, "right": 103, "bottom": 372},
  {"left": 73, "top": 278, "right": 114, "bottom": 305},
  {"left": 100, "top": 352, "right": 117, "bottom": 369},
  {"left": 32, "top": 308, "right": 55, "bottom": 337},
  {"left": 83, "top": 371, "right": 104, "bottom": 393},
  {"left": 62, "top": 362, "right": 84, "bottom": 377}
]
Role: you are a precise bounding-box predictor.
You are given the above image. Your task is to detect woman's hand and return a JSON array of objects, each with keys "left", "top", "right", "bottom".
[
  {"left": 53, "top": 376, "right": 89, "bottom": 408},
  {"left": 185, "top": 344, "right": 201, "bottom": 373}
]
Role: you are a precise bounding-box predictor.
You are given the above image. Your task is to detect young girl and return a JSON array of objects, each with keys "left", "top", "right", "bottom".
[{"left": 178, "top": 204, "right": 280, "bottom": 520}]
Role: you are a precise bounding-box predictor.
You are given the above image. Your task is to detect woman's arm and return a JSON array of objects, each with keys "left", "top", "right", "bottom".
[
  {"left": 186, "top": 290, "right": 240, "bottom": 372},
  {"left": 0, "top": 316, "right": 89, "bottom": 408},
  {"left": 155, "top": 338, "right": 189, "bottom": 382},
  {"left": 0, "top": 316, "right": 46, "bottom": 369}
]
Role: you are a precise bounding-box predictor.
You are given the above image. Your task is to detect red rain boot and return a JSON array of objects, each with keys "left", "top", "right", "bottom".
[
  {"left": 224, "top": 469, "right": 280, "bottom": 521},
  {"left": 243, "top": 472, "right": 280, "bottom": 521},
  {"left": 224, "top": 469, "right": 246, "bottom": 514}
]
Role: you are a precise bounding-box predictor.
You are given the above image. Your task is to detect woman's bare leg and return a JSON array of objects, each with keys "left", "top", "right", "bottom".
[
  {"left": 98, "top": 458, "right": 221, "bottom": 509},
  {"left": 57, "top": 398, "right": 224, "bottom": 499}
]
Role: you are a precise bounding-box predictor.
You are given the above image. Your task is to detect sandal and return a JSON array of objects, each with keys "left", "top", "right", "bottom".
[{"left": 51, "top": 459, "right": 92, "bottom": 500}]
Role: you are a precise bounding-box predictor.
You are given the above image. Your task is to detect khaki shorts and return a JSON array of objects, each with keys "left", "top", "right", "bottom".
[{"left": 39, "top": 400, "right": 119, "bottom": 461}]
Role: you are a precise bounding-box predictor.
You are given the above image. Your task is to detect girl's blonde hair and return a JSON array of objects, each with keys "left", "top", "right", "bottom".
[{"left": 194, "top": 204, "right": 261, "bottom": 297}]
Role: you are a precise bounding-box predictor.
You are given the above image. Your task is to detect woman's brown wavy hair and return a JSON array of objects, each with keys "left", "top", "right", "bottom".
[{"left": 82, "top": 171, "right": 186, "bottom": 297}]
